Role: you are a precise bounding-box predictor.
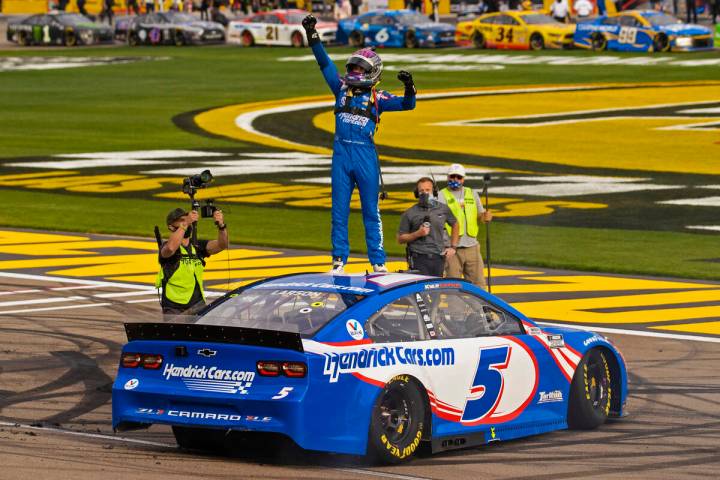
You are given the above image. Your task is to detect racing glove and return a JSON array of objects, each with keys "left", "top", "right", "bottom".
[
  {"left": 302, "top": 14, "right": 320, "bottom": 46},
  {"left": 397, "top": 70, "right": 416, "bottom": 96}
]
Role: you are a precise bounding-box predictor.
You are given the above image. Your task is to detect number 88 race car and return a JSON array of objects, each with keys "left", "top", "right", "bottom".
[{"left": 112, "top": 273, "right": 627, "bottom": 463}]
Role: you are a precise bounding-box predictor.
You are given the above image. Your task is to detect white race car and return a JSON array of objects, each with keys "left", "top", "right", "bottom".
[{"left": 228, "top": 9, "right": 336, "bottom": 47}]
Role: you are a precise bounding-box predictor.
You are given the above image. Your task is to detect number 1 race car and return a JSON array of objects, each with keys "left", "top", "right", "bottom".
[
  {"left": 228, "top": 9, "right": 336, "bottom": 47},
  {"left": 6, "top": 13, "right": 114, "bottom": 46},
  {"left": 574, "top": 10, "right": 714, "bottom": 52},
  {"left": 337, "top": 9, "right": 456, "bottom": 48},
  {"left": 112, "top": 273, "right": 627, "bottom": 463},
  {"left": 456, "top": 11, "right": 575, "bottom": 50}
]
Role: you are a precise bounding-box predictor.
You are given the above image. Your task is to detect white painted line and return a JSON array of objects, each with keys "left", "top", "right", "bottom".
[
  {"left": 95, "top": 290, "right": 157, "bottom": 299},
  {"left": 0, "top": 296, "right": 84, "bottom": 308},
  {"left": 125, "top": 298, "right": 160, "bottom": 304},
  {"left": 51, "top": 285, "right": 107, "bottom": 291},
  {"left": 334, "top": 468, "right": 431, "bottom": 480},
  {"left": 0, "top": 289, "right": 41, "bottom": 296},
  {"left": 537, "top": 321, "right": 720, "bottom": 344},
  {"left": 0, "top": 271, "right": 156, "bottom": 291},
  {"left": 0, "top": 421, "right": 175, "bottom": 448},
  {"left": 0, "top": 302, "right": 112, "bottom": 315}
]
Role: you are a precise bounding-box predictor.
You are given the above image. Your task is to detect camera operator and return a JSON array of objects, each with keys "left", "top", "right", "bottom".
[
  {"left": 397, "top": 177, "right": 459, "bottom": 277},
  {"left": 157, "top": 207, "right": 228, "bottom": 320}
]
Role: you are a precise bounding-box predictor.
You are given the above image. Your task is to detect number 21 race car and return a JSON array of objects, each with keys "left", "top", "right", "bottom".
[{"left": 112, "top": 273, "right": 627, "bottom": 463}]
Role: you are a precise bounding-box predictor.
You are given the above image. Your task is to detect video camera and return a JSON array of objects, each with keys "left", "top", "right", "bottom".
[{"left": 182, "top": 169, "right": 213, "bottom": 197}]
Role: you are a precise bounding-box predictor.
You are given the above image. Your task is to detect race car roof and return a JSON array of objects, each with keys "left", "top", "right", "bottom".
[{"left": 250, "top": 272, "right": 441, "bottom": 296}]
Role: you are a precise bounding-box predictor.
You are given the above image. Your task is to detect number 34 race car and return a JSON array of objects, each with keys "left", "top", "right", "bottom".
[{"left": 112, "top": 273, "right": 627, "bottom": 463}]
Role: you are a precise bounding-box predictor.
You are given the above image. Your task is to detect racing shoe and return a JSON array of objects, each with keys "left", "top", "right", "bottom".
[
  {"left": 372, "top": 264, "right": 388, "bottom": 273},
  {"left": 330, "top": 257, "right": 344, "bottom": 274}
]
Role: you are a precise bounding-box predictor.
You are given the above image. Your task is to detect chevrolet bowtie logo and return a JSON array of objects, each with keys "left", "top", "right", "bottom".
[{"left": 197, "top": 348, "right": 217, "bottom": 357}]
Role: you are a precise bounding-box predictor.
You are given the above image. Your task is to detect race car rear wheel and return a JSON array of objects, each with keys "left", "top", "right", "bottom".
[
  {"left": 472, "top": 31, "right": 486, "bottom": 49},
  {"left": 128, "top": 32, "right": 140, "bottom": 46},
  {"left": 404, "top": 30, "right": 418, "bottom": 48},
  {"left": 17, "top": 31, "right": 30, "bottom": 46},
  {"left": 590, "top": 32, "right": 607, "bottom": 51},
  {"left": 568, "top": 348, "right": 613, "bottom": 430},
  {"left": 367, "top": 375, "right": 426, "bottom": 464},
  {"left": 349, "top": 30, "right": 365, "bottom": 48},
  {"left": 64, "top": 29, "right": 77, "bottom": 47},
  {"left": 241, "top": 30, "right": 254, "bottom": 47},
  {"left": 652, "top": 33, "right": 670, "bottom": 52},
  {"left": 529, "top": 33, "right": 544, "bottom": 50},
  {"left": 291, "top": 30, "right": 304, "bottom": 48},
  {"left": 172, "top": 425, "right": 227, "bottom": 451}
]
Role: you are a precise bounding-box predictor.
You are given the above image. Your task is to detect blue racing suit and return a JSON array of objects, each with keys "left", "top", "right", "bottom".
[{"left": 310, "top": 42, "right": 416, "bottom": 266}]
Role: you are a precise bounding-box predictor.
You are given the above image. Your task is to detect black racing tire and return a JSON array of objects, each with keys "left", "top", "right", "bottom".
[
  {"left": 17, "top": 31, "right": 30, "bottom": 46},
  {"left": 349, "top": 30, "right": 365, "bottom": 48},
  {"left": 241, "top": 30, "right": 254, "bottom": 47},
  {"left": 404, "top": 30, "right": 418, "bottom": 49},
  {"left": 590, "top": 32, "right": 607, "bottom": 51},
  {"left": 652, "top": 32, "right": 670, "bottom": 52},
  {"left": 174, "top": 29, "right": 186, "bottom": 46},
  {"left": 367, "top": 375, "right": 426, "bottom": 464},
  {"left": 568, "top": 348, "right": 613, "bottom": 430},
  {"left": 64, "top": 29, "right": 77, "bottom": 47},
  {"left": 529, "top": 33, "right": 544, "bottom": 51},
  {"left": 472, "top": 31, "right": 486, "bottom": 49},
  {"left": 290, "top": 30, "right": 304, "bottom": 48},
  {"left": 128, "top": 32, "right": 140, "bottom": 46},
  {"left": 172, "top": 425, "right": 227, "bottom": 451}
]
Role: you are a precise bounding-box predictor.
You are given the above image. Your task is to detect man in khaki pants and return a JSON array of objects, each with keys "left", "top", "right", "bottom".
[{"left": 438, "top": 164, "right": 493, "bottom": 288}]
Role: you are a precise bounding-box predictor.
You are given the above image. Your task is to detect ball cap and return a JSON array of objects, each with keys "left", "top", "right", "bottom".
[
  {"left": 447, "top": 163, "right": 466, "bottom": 178},
  {"left": 166, "top": 208, "right": 188, "bottom": 225}
]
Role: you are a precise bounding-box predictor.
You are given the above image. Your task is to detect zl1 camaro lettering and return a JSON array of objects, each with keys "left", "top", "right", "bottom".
[
  {"left": 322, "top": 346, "right": 455, "bottom": 382},
  {"left": 162, "top": 363, "right": 255, "bottom": 394}
]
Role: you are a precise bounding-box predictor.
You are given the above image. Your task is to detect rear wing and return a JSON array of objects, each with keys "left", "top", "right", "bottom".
[{"left": 124, "top": 323, "right": 304, "bottom": 352}]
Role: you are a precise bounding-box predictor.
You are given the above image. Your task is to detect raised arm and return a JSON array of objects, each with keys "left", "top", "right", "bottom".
[
  {"left": 378, "top": 70, "right": 416, "bottom": 113},
  {"left": 303, "top": 15, "right": 342, "bottom": 97}
]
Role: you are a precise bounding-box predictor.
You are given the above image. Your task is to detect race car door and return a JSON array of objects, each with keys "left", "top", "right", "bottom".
[
  {"left": 492, "top": 14, "right": 523, "bottom": 49},
  {"left": 368, "top": 13, "right": 397, "bottom": 47},
  {"left": 262, "top": 13, "right": 285, "bottom": 46},
  {"left": 615, "top": 14, "right": 651, "bottom": 51},
  {"left": 418, "top": 289, "right": 567, "bottom": 438}
]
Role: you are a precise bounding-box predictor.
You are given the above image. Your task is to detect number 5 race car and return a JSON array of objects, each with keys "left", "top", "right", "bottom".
[
  {"left": 574, "top": 10, "right": 714, "bottom": 52},
  {"left": 112, "top": 273, "right": 627, "bottom": 463}
]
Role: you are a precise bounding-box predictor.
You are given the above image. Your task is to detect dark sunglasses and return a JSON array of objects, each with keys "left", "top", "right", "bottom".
[{"left": 448, "top": 174, "right": 464, "bottom": 180}]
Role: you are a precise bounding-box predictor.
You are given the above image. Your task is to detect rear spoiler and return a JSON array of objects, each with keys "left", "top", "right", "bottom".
[{"left": 124, "top": 323, "right": 304, "bottom": 352}]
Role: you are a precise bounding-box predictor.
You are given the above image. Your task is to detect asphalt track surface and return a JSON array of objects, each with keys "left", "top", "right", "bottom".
[{"left": 1, "top": 233, "right": 720, "bottom": 478}]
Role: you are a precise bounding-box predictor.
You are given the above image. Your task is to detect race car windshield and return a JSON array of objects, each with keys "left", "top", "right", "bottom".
[
  {"left": 397, "top": 13, "right": 431, "bottom": 25},
  {"left": 646, "top": 14, "right": 681, "bottom": 26},
  {"left": 196, "top": 288, "right": 364, "bottom": 336},
  {"left": 522, "top": 14, "right": 559, "bottom": 24},
  {"left": 166, "top": 12, "right": 196, "bottom": 23},
  {"left": 57, "top": 14, "right": 94, "bottom": 25},
  {"left": 287, "top": 13, "right": 307, "bottom": 24}
]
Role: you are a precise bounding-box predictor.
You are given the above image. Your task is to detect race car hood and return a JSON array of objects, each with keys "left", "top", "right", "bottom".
[
  {"left": 413, "top": 22, "right": 456, "bottom": 33},
  {"left": 176, "top": 20, "right": 223, "bottom": 30},
  {"left": 657, "top": 23, "right": 712, "bottom": 36}
]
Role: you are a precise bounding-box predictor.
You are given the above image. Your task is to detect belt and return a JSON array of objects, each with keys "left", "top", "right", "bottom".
[{"left": 410, "top": 252, "right": 443, "bottom": 258}]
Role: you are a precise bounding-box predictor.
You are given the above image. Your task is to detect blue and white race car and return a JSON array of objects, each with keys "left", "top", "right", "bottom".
[
  {"left": 574, "top": 10, "right": 714, "bottom": 52},
  {"left": 112, "top": 272, "right": 627, "bottom": 463},
  {"left": 336, "top": 9, "right": 456, "bottom": 48}
]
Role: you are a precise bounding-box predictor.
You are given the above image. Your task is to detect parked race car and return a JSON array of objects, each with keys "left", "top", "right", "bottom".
[
  {"left": 574, "top": 10, "right": 714, "bottom": 52},
  {"left": 456, "top": 11, "right": 575, "bottom": 50},
  {"left": 113, "top": 272, "right": 627, "bottom": 463},
  {"left": 337, "top": 9, "right": 456, "bottom": 48},
  {"left": 124, "top": 12, "right": 225, "bottom": 46},
  {"left": 228, "top": 9, "right": 336, "bottom": 47},
  {"left": 6, "top": 12, "right": 114, "bottom": 47}
]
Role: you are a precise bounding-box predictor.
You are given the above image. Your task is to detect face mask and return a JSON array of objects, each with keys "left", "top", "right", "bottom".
[
  {"left": 183, "top": 225, "right": 193, "bottom": 239},
  {"left": 448, "top": 180, "right": 462, "bottom": 190}
]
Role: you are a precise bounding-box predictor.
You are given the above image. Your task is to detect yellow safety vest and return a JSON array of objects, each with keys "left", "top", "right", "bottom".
[
  {"left": 155, "top": 243, "right": 205, "bottom": 306},
  {"left": 441, "top": 187, "right": 479, "bottom": 238}
]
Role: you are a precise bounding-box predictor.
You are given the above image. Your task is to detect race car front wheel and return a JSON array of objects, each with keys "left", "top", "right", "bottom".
[
  {"left": 568, "top": 348, "right": 613, "bottom": 429},
  {"left": 291, "top": 31, "right": 304, "bottom": 48},
  {"left": 64, "top": 29, "right": 77, "bottom": 47},
  {"left": 174, "top": 30, "right": 186, "bottom": 46},
  {"left": 590, "top": 32, "right": 607, "bottom": 51},
  {"left": 349, "top": 30, "right": 365, "bottom": 48},
  {"left": 653, "top": 33, "right": 670, "bottom": 53},
  {"left": 172, "top": 425, "right": 227, "bottom": 451},
  {"left": 368, "top": 375, "right": 426, "bottom": 464},
  {"left": 472, "top": 32, "right": 486, "bottom": 49},
  {"left": 404, "top": 30, "right": 418, "bottom": 49}
]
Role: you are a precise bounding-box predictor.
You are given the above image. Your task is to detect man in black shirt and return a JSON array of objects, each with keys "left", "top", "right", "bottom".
[{"left": 398, "top": 177, "right": 459, "bottom": 277}]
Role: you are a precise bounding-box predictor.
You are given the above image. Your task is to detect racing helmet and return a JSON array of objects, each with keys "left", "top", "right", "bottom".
[{"left": 344, "top": 48, "right": 382, "bottom": 88}]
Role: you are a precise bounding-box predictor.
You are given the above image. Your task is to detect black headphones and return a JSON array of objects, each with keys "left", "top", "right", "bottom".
[{"left": 413, "top": 177, "right": 439, "bottom": 199}]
